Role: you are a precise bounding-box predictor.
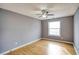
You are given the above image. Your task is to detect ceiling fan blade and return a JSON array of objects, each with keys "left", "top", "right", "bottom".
[
  {"left": 34, "top": 14, "right": 41, "bottom": 18},
  {"left": 35, "top": 14, "right": 41, "bottom": 15},
  {"left": 47, "top": 14, "right": 54, "bottom": 16}
]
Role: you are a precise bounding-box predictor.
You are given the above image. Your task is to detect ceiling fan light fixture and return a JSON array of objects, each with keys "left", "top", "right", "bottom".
[
  {"left": 37, "top": 9, "right": 54, "bottom": 19},
  {"left": 41, "top": 10, "right": 47, "bottom": 18},
  {"left": 42, "top": 14, "right": 47, "bottom": 18}
]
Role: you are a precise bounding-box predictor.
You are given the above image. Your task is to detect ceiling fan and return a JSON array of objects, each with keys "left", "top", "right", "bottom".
[
  {"left": 31, "top": 4, "right": 54, "bottom": 19},
  {"left": 36, "top": 9, "right": 54, "bottom": 19}
]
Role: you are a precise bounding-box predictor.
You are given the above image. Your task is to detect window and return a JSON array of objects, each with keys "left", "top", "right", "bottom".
[{"left": 48, "top": 21, "right": 60, "bottom": 36}]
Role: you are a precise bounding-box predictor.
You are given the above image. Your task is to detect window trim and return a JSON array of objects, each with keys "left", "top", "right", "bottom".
[{"left": 48, "top": 21, "right": 61, "bottom": 36}]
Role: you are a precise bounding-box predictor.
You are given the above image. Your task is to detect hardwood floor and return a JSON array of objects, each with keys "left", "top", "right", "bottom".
[{"left": 6, "top": 39, "right": 76, "bottom": 55}]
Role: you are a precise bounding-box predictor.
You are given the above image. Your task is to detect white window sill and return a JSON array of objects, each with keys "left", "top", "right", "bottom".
[{"left": 48, "top": 35, "right": 60, "bottom": 37}]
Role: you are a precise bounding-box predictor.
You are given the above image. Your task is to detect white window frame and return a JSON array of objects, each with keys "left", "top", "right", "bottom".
[{"left": 48, "top": 21, "right": 61, "bottom": 36}]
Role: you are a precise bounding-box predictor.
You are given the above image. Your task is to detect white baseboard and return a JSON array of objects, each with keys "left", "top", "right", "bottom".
[
  {"left": 0, "top": 39, "right": 41, "bottom": 55},
  {"left": 73, "top": 44, "right": 78, "bottom": 55},
  {"left": 0, "top": 38, "right": 74, "bottom": 55},
  {"left": 41, "top": 38, "right": 73, "bottom": 44}
]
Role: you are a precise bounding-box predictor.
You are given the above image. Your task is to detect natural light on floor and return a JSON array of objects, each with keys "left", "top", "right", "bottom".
[{"left": 47, "top": 43, "right": 70, "bottom": 55}]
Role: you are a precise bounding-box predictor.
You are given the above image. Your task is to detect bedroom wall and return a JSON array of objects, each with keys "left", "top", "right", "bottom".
[
  {"left": 41, "top": 16, "right": 73, "bottom": 42},
  {"left": 0, "top": 8, "right": 41, "bottom": 53},
  {"left": 74, "top": 8, "right": 79, "bottom": 54}
]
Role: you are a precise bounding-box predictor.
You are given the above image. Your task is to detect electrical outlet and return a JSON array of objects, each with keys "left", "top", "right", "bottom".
[{"left": 15, "top": 42, "right": 18, "bottom": 45}]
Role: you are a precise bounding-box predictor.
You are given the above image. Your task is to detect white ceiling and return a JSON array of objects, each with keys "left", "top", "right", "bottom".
[{"left": 0, "top": 3, "right": 79, "bottom": 20}]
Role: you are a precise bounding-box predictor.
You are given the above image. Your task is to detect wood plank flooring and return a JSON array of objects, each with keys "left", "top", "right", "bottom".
[{"left": 6, "top": 39, "right": 76, "bottom": 55}]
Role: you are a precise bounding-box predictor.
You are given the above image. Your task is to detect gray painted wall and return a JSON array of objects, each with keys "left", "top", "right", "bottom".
[
  {"left": 0, "top": 9, "right": 41, "bottom": 53},
  {"left": 41, "top": 16, "right": 73, "bottom": 42},
  {"left": 74, "top": 8, "right": 79, "bottom": 54}
]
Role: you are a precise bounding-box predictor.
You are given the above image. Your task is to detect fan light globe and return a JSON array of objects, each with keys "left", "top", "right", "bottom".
[{"left": 42, "top": 14, "right": 47, "bottom": 18}]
